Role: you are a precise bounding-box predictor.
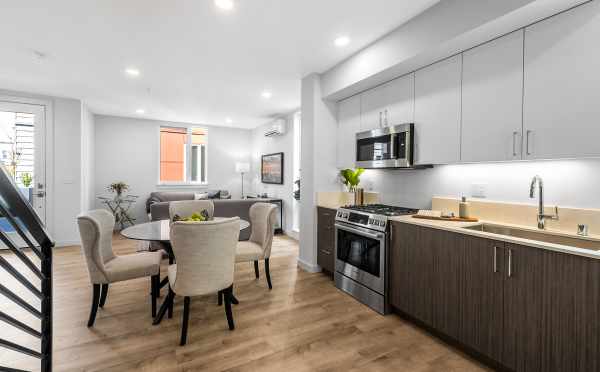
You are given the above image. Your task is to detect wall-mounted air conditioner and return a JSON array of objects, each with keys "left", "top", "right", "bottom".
[{"left": 264, "top": 119, "right": 286, "bottom": 137}]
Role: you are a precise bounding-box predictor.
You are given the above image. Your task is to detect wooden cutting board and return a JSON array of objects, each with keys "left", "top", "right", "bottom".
[{"left": 412, "top": 215, "right": 479, "bottom": 222}]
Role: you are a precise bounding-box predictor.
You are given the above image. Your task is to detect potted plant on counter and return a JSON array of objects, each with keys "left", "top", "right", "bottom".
[{"left": 340, "top": 168, "right": 365, "bottom": 205}]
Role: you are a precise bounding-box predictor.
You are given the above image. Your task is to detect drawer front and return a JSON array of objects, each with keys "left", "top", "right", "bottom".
[{"left": 317, "top": 208, "right": 336, "bottom": 273}]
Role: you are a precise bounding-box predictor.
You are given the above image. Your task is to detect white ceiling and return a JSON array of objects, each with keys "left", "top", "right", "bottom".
[{"left": 0, "top": 0, "right": 439, "bottom": 128}]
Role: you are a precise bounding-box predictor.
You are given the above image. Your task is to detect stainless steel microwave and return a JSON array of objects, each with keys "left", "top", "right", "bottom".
[{"left": 355, "top": 123, "right": 414, "bottom": 169}]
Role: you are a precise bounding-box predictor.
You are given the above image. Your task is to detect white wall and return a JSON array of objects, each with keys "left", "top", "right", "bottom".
[
  {"left": 81, "top": 103, "right": 95, "bottom": 211},
  {"left": 299, "top": 74, "right": 339, "bottom": 272},
  {"left": 359, "top": 159, "right": 600, "bottom": 211},
  {"left": 94, "top": 115, "right": 252, "bottom": 223},
  {"left": 250, "top": 115, "right": 295, "bottom": 235},
  {"left": 53, "top": 97, "right": 83, "bottom": 245}
]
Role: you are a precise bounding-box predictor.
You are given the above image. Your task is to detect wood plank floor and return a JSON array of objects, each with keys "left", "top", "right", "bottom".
[{"left": 1, "top": 235, "right": 489, "bottom": 371}]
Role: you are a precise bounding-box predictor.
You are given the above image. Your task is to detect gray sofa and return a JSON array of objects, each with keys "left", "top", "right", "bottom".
[{"left": 146, "top": 191, "right": 270, "bottom": 241}]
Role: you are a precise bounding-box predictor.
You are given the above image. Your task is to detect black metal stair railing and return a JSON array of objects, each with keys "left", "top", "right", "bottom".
[{"left": 0, "top": 164, "right": 54, "bottom": 372}]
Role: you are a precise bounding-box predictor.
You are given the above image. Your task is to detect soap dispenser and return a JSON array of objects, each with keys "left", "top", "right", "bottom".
[{"left": 459, "top": 196, "right": 470, "bottom": 219}]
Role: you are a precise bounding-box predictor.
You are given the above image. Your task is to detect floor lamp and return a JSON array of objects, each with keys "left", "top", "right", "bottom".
[{"left": 235, "top": 162, "right": 250, "bottom": 199}]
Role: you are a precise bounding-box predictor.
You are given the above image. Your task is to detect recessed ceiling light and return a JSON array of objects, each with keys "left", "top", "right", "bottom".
[
  {"left": 215, "top": 0, "right": 234, "bottom": 11},
  {"left": 334, "top": 36, "right": 351, "bottom": 47},
  {"left": 225, "top": 117, "right": 233, "bottom": 124},
  {"left": 135, "top": 109, "right": 145, "bottom": 114},
  {"left": 261, "top": 90, "right": 272, "bottom": 99},
  {"left": 125, "top": 68, "right": 140, "bottom": 77}
]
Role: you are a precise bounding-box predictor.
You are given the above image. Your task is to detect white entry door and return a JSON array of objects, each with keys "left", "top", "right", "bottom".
[{"left": 0, "top": 101, "right": 46, "bottom": 223}]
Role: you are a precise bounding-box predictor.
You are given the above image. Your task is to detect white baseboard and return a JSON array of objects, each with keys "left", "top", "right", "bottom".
[
  {"left": 285, "top": 230, "right": 299, "bottom": 240},
  {"left": 297, "top": 258, "right": 321, "bottom": 273},
  {"left": 54, "top": 240, "right": 80, "bottom": 247}
]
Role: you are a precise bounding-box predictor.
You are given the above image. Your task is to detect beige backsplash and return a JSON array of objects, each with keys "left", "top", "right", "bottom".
[
  {"left": 317, "top": 191, "right": 379, "bottom": 209},
  {"left": 433, "top": 197, "right": 600, "bottom": 236}
]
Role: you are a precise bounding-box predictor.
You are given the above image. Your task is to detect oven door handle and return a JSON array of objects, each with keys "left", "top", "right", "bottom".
[{"left": 335, "top": 223, "right": 385, "bottom": 240}]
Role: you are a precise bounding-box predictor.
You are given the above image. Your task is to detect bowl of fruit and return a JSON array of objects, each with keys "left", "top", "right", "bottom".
[{"left": 172, "top": 210, "right": 211, "bottom": 223}]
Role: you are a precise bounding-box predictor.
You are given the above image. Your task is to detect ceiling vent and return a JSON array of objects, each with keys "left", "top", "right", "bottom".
[{"left": 264, "top": 119, "right": 286, "bottom": 137}]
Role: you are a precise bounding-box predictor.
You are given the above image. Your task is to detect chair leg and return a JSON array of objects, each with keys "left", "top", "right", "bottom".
[
  {"left": 87, "top": 284, "right": 101, "bottom": 327},
  {"left": 151, "top": 275, "right": 159, "bottom": 318},
  {"left": 180, "top": 297, "right": 191, "bottom": 346},
  {"left": 217, "top": 290, "right": 223, "bottom": 306},
  {"left": 223, "top": 285, "right": 235, "bottom": 330},
  {"left": 99, "top": 284, "right": 109, "bottom": 308},
  {"left": 167, "top": 286, "right": 174, "bottom": 319},
  {"left": 254, "top": 260, "right": 259, "bottom": 279},
  {"left": 265, "top": 258, "right": 272, "bottom": 290}
]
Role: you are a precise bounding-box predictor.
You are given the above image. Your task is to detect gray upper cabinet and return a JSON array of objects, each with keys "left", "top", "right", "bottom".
[
  {"left": 336, "top": 95, "right": 361, "bottom": 169},
  {"left": 523, "top": 1, "right": 600, "bottom": 160},
  {"left": 414, "top": 55, "right": 462, "bottom": 165},
  {"left": 360, "top": 73, "right": 414, "bottom": 132},
  {"left": 461, "top": 30, "right": 524, "bottom": 162}
]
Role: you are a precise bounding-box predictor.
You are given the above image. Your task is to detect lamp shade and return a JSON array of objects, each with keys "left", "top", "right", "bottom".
[{"left": 235, "top": 162, "right": 250, "bottom": 173}]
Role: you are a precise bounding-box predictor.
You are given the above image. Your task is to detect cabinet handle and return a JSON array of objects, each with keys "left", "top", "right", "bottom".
[
  {"left": 507, "top": 249, "right": 513, "bottom": 277},
  {"left": 526, "top": 130, "right": 532, "bottom": 156},
  {"left": 512, "top": 131, "right": 518, "bottom": 156},
  {"left": 320, "top": 249, "right": 331, "bottom": 255},
  {"left": 493, "top": 246, "right": 498, "bottom": 273}
]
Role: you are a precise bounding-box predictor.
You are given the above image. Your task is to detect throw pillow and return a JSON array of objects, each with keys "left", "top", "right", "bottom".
[
  {"left": 194, "top": 193, "right": 209, "bottom": 200},
  {"left": 207, "top": 190, "right": 221, "bottom": 199}
]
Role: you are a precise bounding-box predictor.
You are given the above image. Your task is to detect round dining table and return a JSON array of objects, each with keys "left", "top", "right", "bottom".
[{"left": 120, "top": 217, "right": 250, "bottom": 325}]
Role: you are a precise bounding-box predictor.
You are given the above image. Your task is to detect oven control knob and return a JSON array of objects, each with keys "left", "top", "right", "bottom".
[
  {"left": 368, "top": 218, "right": 373, "bottom": 224},
  {"left": 336, "top": 211, "right": 341, "bottom": 217},
  {"left": 380, "top": 221, "right": 386, "bottom": 227}
]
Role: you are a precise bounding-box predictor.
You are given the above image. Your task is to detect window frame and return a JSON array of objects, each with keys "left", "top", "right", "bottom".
[{"left": 157, "top": 125, "right": 208, "bottom": 187}]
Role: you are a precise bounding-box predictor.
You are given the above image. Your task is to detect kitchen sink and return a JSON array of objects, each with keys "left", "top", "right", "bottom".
[{"left": 462, "top": 223, "right": 600, "bottom": 251}]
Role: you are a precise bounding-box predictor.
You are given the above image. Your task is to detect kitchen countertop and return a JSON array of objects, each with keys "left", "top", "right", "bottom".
[{"left": 390, "top": 215, "right": 600, "bottom": 260}]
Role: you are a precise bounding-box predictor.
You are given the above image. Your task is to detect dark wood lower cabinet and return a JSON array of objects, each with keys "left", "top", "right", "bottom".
[
  {"left": 390, "top": 221, "right": 600, "bottom": 372},
  {"left": 503, "top": 243, "right": 600, "bottom": 372},
  {"left": 457, "top": 235, "right": 504, "bottom": 363},
  {"left": 391, "top": 223, "right": 435, "bottom": 326},
  {"left": 317, "top": 207, "right": 336, "bottom": 275}
]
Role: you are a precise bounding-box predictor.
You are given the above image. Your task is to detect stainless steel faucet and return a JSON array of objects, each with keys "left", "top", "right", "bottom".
[{"left": 529, "top": 175, "right": 559, "bottom": 229}]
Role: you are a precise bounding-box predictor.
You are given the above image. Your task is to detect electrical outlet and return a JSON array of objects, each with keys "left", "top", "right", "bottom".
[{"left": 471, "top": 183, "right": 487, "bottom": 198}]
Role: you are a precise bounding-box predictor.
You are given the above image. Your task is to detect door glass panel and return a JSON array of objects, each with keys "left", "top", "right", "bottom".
[
  {"left": 357, "top": 134, "right": 393, "bottom": 161},
  {"left": 0, "top": 104, "right": 45, "bottom": 249},
  {"left": 0, "top": 111, "right": 36, "bottom": 205},
  {"left": 336, "top": 229, "right": 380, "bottom": 277}
]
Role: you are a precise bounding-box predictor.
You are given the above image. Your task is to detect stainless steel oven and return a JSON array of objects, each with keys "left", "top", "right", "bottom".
[
  {"left": 335, "top": 222, "right": 386, "bottom": 295},
  {"left": 356, "top": 123, "right": 414, "bottom": 169}
]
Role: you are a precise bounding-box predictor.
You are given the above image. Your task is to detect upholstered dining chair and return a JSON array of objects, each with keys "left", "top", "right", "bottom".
[
  {"left": 77, "top": 209, "right": 162, "bottom": 327},
  {"left": 165, "top": 217, "right": 240, "bottom": 345},
  {"left": 234, "top": 202, "right": 277, "bottom": 290},
  {"left": 169, "top": 200, "right": 215, "bottom": 220}
]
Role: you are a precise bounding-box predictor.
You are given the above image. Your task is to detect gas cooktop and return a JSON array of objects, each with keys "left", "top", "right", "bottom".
[
  {"left": 340, "top": 204, "right": 419, "bottom": 217},
  {"left": 336, "top": 204, "right": 419, "bottom": 232}
]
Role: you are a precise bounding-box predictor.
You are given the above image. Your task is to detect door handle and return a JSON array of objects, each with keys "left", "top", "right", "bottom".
[
  {"left": 512, "top": 131, "right": 518, "bottom": 157},
  {"left": 526, "top": 130, "right": 532, "bottom": 156},
  {"left": 507, "top": 249, "right": 513, "bottom": 277},
  {"left": 493, "top": 246, "right": 498, "bottom": 273}
]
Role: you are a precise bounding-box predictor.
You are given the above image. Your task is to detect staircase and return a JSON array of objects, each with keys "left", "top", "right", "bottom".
[{"left": 0, "top": 163, "right": 54, "bottom": 372}]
